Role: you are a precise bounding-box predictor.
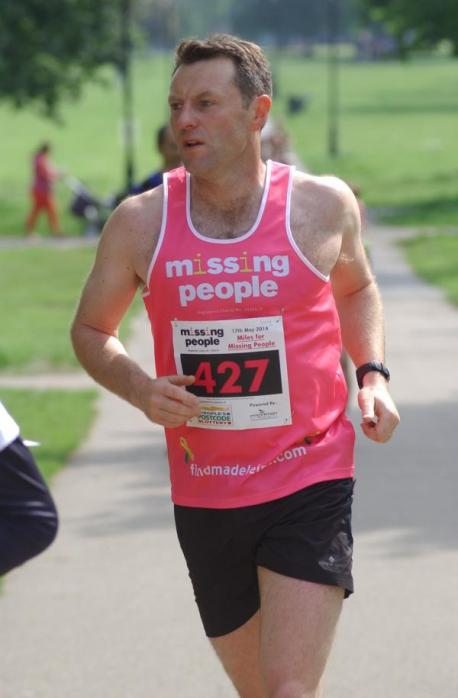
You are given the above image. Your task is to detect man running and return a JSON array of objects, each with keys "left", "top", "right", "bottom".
[{"left": 71, "top": 34, "right": 399, "bottom": 698}]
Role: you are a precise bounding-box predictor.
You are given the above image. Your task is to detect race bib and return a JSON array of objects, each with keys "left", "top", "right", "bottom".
[{"left": 172, "top": 316, "right": 292, "bottom": 430}]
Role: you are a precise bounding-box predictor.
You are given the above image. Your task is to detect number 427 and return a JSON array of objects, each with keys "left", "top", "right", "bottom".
[{"left": 193, "top": 358, "right": 269, "bottom": 394}]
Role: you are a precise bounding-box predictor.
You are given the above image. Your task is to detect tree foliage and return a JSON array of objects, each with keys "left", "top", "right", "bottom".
[
  {"left": 135, "top": 0, "right": 232, "bottom": 47},
  {"left": 4, "top": 0, "right": 457, "bottom": 121},
  {"left": 135, "top": 0, "right": 359, "bottom": 48},
  {"left": 232, "top": 0, "right": 359, "bottom": 45},
  {"left": 359, "top": 0, "right": 458, "bottom": 56},
  {"left": 233, "top": 0, "right": 325, "bottom": 44},
  {"left": 0, "top": 0, "right": 123, "bottom": 117}
]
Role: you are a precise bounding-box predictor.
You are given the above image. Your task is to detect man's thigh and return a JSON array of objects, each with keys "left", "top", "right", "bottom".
[
  {"left": 210, "top": 611, "right": 264, "bottom": 698},
  {"left": 255, "top": 478, "right": 355, "bottom": 598},
  {"left": 209, "top": 573, "right": 343, "bottom": 698},
  {"left": 175, "top": 478, "right": 354, "bottom": 640},
  {"left": 258, "top": 567, "right": 344, "bottom": 696}
]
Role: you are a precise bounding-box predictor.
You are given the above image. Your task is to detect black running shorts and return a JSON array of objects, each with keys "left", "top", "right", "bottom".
[
  {"left": 0, "top": 437, "right": 58, "bottom": 575},
  {"left": 174, "top": 477, "right": 355, "bottom": 638}
]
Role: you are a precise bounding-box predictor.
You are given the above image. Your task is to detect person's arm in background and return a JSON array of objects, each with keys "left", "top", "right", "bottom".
[
  {"left": 130, "top": 172, "right": 163, "bottom": 196},
  {"left": 70, "top": 192, "right": 201, "bottom": 429},
  {"left": 331, "top": 188, "right": 400, "bottom": 443}
]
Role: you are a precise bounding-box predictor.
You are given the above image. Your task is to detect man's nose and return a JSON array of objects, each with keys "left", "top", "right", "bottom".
[{"left": 175, "top": 104, "right": 198, "bottom": 131}]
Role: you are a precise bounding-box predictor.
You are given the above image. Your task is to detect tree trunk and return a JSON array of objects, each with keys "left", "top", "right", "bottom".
[{"left": 395, "top": 33, "right": 410, "bottom": 61}]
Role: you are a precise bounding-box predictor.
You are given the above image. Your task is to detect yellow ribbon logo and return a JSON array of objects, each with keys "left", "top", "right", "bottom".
[{"left": 179, "top": 437, "right": 194, "bottom": 464}]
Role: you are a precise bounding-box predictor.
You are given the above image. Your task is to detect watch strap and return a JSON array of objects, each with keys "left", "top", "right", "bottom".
[{"left": 356, "top": 361, "right": 390, "bottom": 389}]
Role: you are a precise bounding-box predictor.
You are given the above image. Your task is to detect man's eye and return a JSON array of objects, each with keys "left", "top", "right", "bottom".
[
  {"left": 200, "top": 100, "right": 213, "bottom": 108},
  {"left": 169, "top": 103, "right": 182, "bottom": 112}
]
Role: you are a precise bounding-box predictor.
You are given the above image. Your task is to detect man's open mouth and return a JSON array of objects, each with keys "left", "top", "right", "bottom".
[{"left": 184, "top": 139, "right": 204, "bottom": 148}]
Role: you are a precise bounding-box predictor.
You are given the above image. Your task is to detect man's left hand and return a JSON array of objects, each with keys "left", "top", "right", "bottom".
[{"left": 358, "top": 380, "right": 400, "bottom": 443}]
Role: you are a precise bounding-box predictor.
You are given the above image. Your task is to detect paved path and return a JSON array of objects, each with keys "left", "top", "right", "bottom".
[
  {"left": 327, "top": 225, "right": 458, "bottom": 697},
  {"left": 0, "top": 236, "right": 97, "bottom": 249},
  {"left": 1, "top": 225, "right": 458, "bottom": 697}
]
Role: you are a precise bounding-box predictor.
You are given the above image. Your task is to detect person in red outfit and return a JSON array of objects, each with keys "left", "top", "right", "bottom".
[{"left": 25, "top": 143, "right": 63, "bottom": 237}]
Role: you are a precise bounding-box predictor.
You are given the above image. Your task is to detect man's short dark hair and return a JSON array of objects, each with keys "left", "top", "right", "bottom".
[{"left": 173, "top": 33, "right": 272, "bottom": 106}]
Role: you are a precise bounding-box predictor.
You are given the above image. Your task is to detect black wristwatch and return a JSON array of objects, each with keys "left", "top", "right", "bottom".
[{"left": 356, "top": 361, "right": 390, "bottom": 389}]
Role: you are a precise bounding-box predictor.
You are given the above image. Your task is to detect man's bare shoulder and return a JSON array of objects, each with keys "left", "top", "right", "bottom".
[
  {"left": 289, "top": 171, "right": 360, "bottom": 277},
  {"left": 100, "top": 186, "right": 164, "bottom": 283},
  {"left": 292, "top": 170, "right": 357, "bottom": 222},
  {"left": 107, "top": 185, "right": 164, "bottom": 238}
]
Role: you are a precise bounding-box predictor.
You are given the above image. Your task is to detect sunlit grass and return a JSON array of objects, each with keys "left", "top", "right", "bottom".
[
  {"left": 400, "top": 234, "right": 458, "bottom": 306},
  {"left": 0, "top": 246, "right": 142, "bottom": 371},
  {"left": 1, "top": 389, "right": 97, "bottom": 482}
]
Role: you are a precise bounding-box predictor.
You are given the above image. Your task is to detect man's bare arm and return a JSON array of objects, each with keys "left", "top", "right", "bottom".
[
  {"left": 70, "top": 194, "right": 201, "bottom": 428},
  {"left": 330, "top": 184, "right": 400, "bottom": 442}
]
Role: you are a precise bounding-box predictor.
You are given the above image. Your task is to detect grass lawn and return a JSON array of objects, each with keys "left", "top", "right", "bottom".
[
  {"left": 400, "top": 234, "right": 458, "bottom": 306},
  {"left": 273, "top": 54, "right": 458, "bottom": 226},
  {"left": 1, "top": 388, "right": 97, "bottom": 482},
  {"left": 0, "top": 246, "right": 142, "bottom": 372},
  {"left": 1, "top": 53, "right": 458, "bottom": 234}
]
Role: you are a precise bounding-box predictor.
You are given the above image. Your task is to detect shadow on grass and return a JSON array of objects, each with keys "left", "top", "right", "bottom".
[
  {"left": 377, "top": 195, "right": 458, "bottom": 226},
  {"left": 345, "top": 102, "right": 458, "bottom": 115}
]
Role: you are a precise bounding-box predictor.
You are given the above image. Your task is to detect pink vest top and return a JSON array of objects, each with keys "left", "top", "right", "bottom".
[{"left": 143, "top": 160, "right": 355, "bottom": 508}]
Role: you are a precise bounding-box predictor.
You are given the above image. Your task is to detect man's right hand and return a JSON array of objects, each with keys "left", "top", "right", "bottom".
[{"left": 138, "top": 375, "right": 201, "bottom": 428}]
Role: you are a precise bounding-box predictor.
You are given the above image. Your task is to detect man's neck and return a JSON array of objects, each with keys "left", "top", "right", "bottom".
[
  {"left": 187, "top": 158, "right": 267, "bottom": 239},
  {"left": 191, "top": 158, "right": 266, "bottom": 213}
]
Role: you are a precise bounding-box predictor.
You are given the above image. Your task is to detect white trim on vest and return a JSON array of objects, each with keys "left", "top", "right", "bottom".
[
  {"left": 285, "top": 166, "right": 330, "bottom": 283},
  {"left": 143, "top": 173, "right": 169, "bottom": 296},
  {"left": 185, "top": 159, "right": 272, "bottom": 244}
]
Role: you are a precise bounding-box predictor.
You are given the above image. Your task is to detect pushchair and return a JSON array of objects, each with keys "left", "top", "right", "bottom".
[{"left": 65, "top": 176, "right": 114, "bottom": 237}]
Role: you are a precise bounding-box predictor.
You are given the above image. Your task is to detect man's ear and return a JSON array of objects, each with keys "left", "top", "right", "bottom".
[{"left": 250, "top": 94, "right": 272, "bottom": 132}]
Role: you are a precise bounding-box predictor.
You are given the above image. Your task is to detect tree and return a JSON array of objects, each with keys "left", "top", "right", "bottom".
[
  {"left": 231, "top": 0, "right": 359, "bottom": 46},
  {"left": 175, "top": 0, "right": 232, "bottom": 38},
  {"left": 134, "top": 0, "right": 180, "bottom": 48},
  {"left": 417, "top": 1, "right": 458, "bottom": 55},
  {"left": 0, "top": 0, "right": 124, "bottom": 118},
  {"left": 135, "top": 0, "right": 233, "bottom": 48},
  {"left": 359, "top": 0, "right": 458, "bottom": 58},
  {"left": 232, "top": 0, "right": 325, "bottom": 45}
]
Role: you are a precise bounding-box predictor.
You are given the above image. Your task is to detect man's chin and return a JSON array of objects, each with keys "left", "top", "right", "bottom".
[{"left": 182, "top": 155, "right": 214, "bottom": 176}]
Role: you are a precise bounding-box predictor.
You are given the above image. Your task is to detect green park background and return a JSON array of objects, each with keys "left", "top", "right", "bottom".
[{"left": 1, "top": 48, "right": 458, "bottom": 484}]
